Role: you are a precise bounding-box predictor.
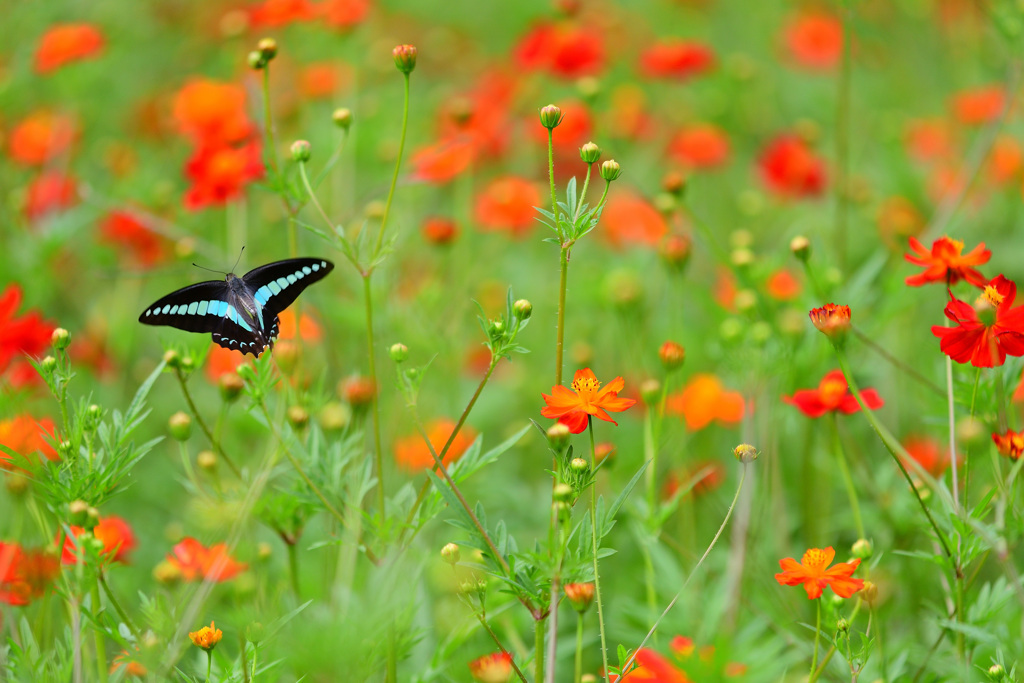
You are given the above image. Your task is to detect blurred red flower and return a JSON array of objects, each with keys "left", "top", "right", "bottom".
[
  {"left": 393, "top": 418, "right": 476, "bottom": 471},
  {"left": 206, "top": 344, "right": 245, "bottom": 384},
  {"left": 277, "top": 308, "right": 322, "bottom": 342},
  {"left": 904, "top": 236, "right": 989, "bottom": 287},
  {"left": 167, "top": 537, "right": 247, "bottom": 582},
  {"left": 665, "top": 374, "right": 744, "bottom": 431},
  {"left": 952, "top": 86, "right": 1006, "bottom": 126},
  {"left": 422, "top": 216, "right": 459, "bottom": 245},
  {"left": 99, "top": 210, "right": 170, "bottom": 267},
  {"left": 0, "top": 415, "right": 58, "bottom": 469},
  {"left": 300, "top": 62, "right": 348, "bottom": 99},
  {"left": 8, "top": 112, "right": 76, "bottom": 166},
  {"left": 110, "top": 649, "right": 148, "bottom": 678},
  {"left": 993, "top": 429, "right": 1024, "bottom": 460},
  {"left": 601, "top": 192, "right": 668, "bottom": 249},
  {"left": 775, "top": 546, "right": 863, "bottom": 599},
  {"left": 901, "top": 435, "right": 953, "bottom": 477},
  {"left": 667, "top": 123, "right": 730, "bottom": 170},
  {"left": 0, "top": 284, "right": 56, "bottom": 385},
  {"left": 531, "top": 100, "right": 593, "bottom": 155},
  {"left": 410, "top": 138, "right": 476, "bottom": 183},
  {"left": 609, "top": 648, "right": 690, "bottom": 682},
  {"left": 249, "top": 0, "right": 317, "bottom": 26},
  {"left": 183, "top": 142, "right": 264, "bottom": 210},
  {"left": 0, "top": 542, "right": 60, "bottom": 606},
  {"left": 877, "top": 196, "right": 925, "bottom": 249},
  {"left": 663, "top": 461, "right": 725, "bottom": 500},
  {"left": 639, "top": 40, "right": 714, "bottom": 79},
  {"left": 758, "top": 135, "right": 826, "bottom": 198},
  {"left": 468, "top": 652, "right": 513, "bottom": 682},
  {"left": 766, "top": 269, "right": 801, "bottom": 301},
  {"left": 34, "top": 23, "right": 105, "bottom": 74},
  {"left": 542, "top": 368, "right": 636, "bottom": 434},
  {"left": 932, "top": 274, "right": 1024, "bottom": 367},
  {"left": 320, "top": 0, "right": 371, "bottom": 30},
  {"left": 60, "top": 516, "right": 137, "bottom": 565},
  {"left": 784, "top": 12, "right": 843, "bottom": 70},
  {"left": 783, "top": 369, "right": 883, "bottom": 418},
  {"left": 474, "top": 176, "right": 541, "bottom": 237},
  {"left": 24, "top": 172, "right": 79, "bottom": 222},
  {"left": 989, "top": 135, "right": 1022, "bottom": 184},
  {"left": 904, "top": 119, "right": 955, "bottom": 164},
  {"left": 173, "top": 79, "right": 253, "bottom": 145},
  {"left": 514, "top": 21, "right": 604, "bottom": 79}
]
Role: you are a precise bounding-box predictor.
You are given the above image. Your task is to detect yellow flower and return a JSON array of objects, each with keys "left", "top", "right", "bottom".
[{"left": 188, "top": 621, "right": 223, "bottom": 651}]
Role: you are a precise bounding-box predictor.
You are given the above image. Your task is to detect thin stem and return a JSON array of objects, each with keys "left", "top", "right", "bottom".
[
  {"left": 475, "top": 612, "right": 528, "bottom": 683},
  {"left": 174, "top": 368, "right": 242, "bottom": 478},
  {"left": 98, "top": 572, "right": 138, "bottom": 637},
  {"left": 286, "top": 541, "right": 300, "bottom": 599},
  {"left": 588, "top": 420, "right": 609, "bottom": 682},
  {"left": 574, "top": 614, "right": 584, "bottom": 683},
  {"left": 810, "top": 599, "right": 821, "bottom": 682},
  {"left": 835, "top": 0, "right": 852, "bottom": 272},
  {"left": 547, "top": 130, "right": 561, "bottom": 243},
  {"left": 298, "top": 162, "right": 337, "bottom": 236},
  {"left": 965, "top": 368, "right": 981, "bottom": 512},
  {"left": 830, "top": 414, "right": 865, "bottom": 539},
  {"left": 362, "top": 276, "right": 386, "bottom": 517},
  {"left": 555, "top": 247, "right": 569, "bottom": 386},
  {"left": 575, "top": 164, "right": 592, "bottom": 218},
  {"left": 945, "top": 355, "right": 961, "bottom": 511},
  {"left": 373, "top": 73, "right": 410, "bottom": 260},
  {"left": 205, "top": 649, "right": 212, "bottom": 683},
  {"left": 544, "top": 577, "right": 559, "bottom": 683},
  {"left": 851, "top": 326, "right": 945, "bottom": 397},
  {"left": 91, "top": 585, "right": 109, "bottom": 683},
  {"left": 534, "top": 617, "right": 545, "bottom": 683}
]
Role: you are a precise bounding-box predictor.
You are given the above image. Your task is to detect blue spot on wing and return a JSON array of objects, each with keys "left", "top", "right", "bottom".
[{"left": 255, "top": 286, "right": 271, "bottom": 305}]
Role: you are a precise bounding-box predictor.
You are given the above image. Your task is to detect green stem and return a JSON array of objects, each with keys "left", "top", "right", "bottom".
[
  {"left": 835, "top": 0, "right": 851, "bottom": 272},
  {"left": 363, "top": 276, "right": 386, "bottom": 518},
  {"left": 810, "top": 599, "right": 821, "bottom": 682},
  {"left": 574, "top": 614, "right": 584, "bottom": 683},
  {"left": 830, "top": 414, "right": 864, "bottom": 540},
  {"left": 965, "top": 368, "right": 981, "bottom": 512},
  {"left": 205, "top": 649, "right": 212, "bottom": 683},
  {"left": 286, "top": 541, "right": 300, "bottom": 599},
  {"left": 534, "top": 616, "right": 545, "bottom": 683},
  {"left": 373, "top": 73, "right": 410, "bottom": 260},
  {"left": 174, "top": 368, "right": 242, "bottom": 478},
  {"left": 475, "top": 612, "right": 529, "bottom": 683},
  {"left": 547, "top": 130, "right": 561, "bottom": 242},
  {"left": 851, "top": 326, "right": 945, "bottom": 397},
  {"left": 555, "top": 248, "right": 569, "bottom": 386},
  {"left": 945, "top": 355, "right": 961, "bottom": 510},
  {"left": 91, "top": 585, "right": 108, "bottom": 683},
  {"left": 575, "top": 164, "right": 592, "bottom": 218},
  {"left": 98, "top": 572, "right": 138, "bottom": 637},
  {"left": 588, "top": 420, "right": 609, "bottom": 682}
]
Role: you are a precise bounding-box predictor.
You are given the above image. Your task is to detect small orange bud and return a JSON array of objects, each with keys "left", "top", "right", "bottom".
[
  {"left": 392, "top": 44, "right": 417, "bottom": 74},
  {"left": 188, "top": 621, "right": 222, "bottom": 651},
  {"left": 340, "top": 376, "right": 376, "bottom": 408},
  {"left": 256, "top": 38, "right": 277, "bottom": 61},
  {"left": 51, "top": 327, "right": 70, "bottom": 350},
  {"left": 422, "top": 216, "right": 458, "bottom": 245},
  {"left": 790, "top": 235, "right": 811, "bottom": 261},
  {"left": 468, "top": 652, "right": 513, "bottom": 683},
  {"left": 579, "top": 141, "right": 600, "bottom": 164},
  {"left": 659, "top": 340, "right": 685, "bottom": 370},
  {"left": 564, "top": 582, "right": 595, "bottom": 612},
  {"left": 809, "top": 303, "right": 852, "bottom": 346},
  {"left": 290, "top": 140, "right": 311, "bottom": 163},
  {"left": 332, "top": 107, "right": 353, "bottom": 130},
  {"left": 168, "top": 411, "right": 192, "bottom": 441}
]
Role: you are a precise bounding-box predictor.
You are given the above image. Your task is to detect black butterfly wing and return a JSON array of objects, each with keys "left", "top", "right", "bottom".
[
  {"left": 138, "top": 281, "right": 228, "bottom": 333},
  {"left": 241, "top": 258, "right": 335, "bottom": 318}
]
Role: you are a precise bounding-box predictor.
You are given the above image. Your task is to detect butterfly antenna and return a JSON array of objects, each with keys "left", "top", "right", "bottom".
[
  {"left": 191, "top": 262, "right": 227, "bottom": 276},
  {"left": 230, "top": 246, "right": 245, "bottom": 275}
]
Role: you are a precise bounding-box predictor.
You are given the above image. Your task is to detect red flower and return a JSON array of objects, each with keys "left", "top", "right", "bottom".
[
  {"left": 989, "top": 135, "right": 1022, "bottom": 184},
  {"left": 952, "top": 86, "right": 1006, "bottom": 126},
  {"left": 667, "top": 123, "right": 730, "bottom": 170},
  {"left": 474, "top": 176, "right": 542, "bottom": 238},
  {"left": 34, "top": 23, "right": 105, "bottom": 74},
  {"left": 901, "top": 435, "right": 953, "bottom": 477},
  {"left": 183, "top": 142, "right": 264, "bottom": 210},
  {"left": 166, "top": 538, "right": 247, "bottom": 582},
  {"left": 514, "top": 21, "right": 604, "bottom": 79},
  {"left": 422, "top": 217, "right": 459, "bottom": 245},
  {"left": 992, "top": 429, "right": 1024, "bottom": 460},
  {"left": 0, "top": 284, "right": 56, "bottom": 384},
  {"left": 904, "top": 236, "right": 990, "bottom": 287},
  {"left": 783, "top": 370, "right": 883, "bottom": 418},
  {"left": 7, "top": 111, "right": 76, "bottom": 166},
  {"left": 784, "top": 12, "right": 843, "bottom": 70},
  {"left": 541, "top": 368, "right": 637, "bottom": 434},
  {"left": 758, "top": 135, "right": 826, "bottom": 198},
  {"left": 409, "top": 138, "right": 476, "bottom": 183},
  {"left": 601, "top": 191, "right": 668, "bottom": 249},
  {"left": 775, "top": 546, "right": 864, "bottom": 599},
  {"left": 904, "top": 119, "right": 955, "bottom": 164},
  {"left": 172, "top": 79, "right": 253, "bottom": 146},
  {"left": 319, "top": 0, "right": 371, "bottom": 30},
  {"left": 0, "top": 542, "right": 60, "bottom": 605},
  {"left": 99, "top": 210, "right": 170, "bottom": 267},
  {"left": 766, "top": 269, "right": 801, "bottom": 301},
  {"left": 0, "top": 415, "right": 58, "bottom": 469},
  {"left": 665, "top": 374, "right": 744, "bottom": 431},
  {"left": 205, "top": 344, "right": 246, "bottom": 384},
  {"left": 932, "top": 275, "right": 1024, "bottom": 368},
  {"left": 468, "top": 652, "right": 513, "bottom": 683},
  {"left": 809, "top": 303, "right": 851, "bottom": 342},
  {"left": 393, "top": 418, "right": 476, "bottom": 471},
  {"left": 639, "top": 40, "right": 715, "bottom": 79},
  {"left": 24, "top": 172, "right": 79, "bottom": 222},
  {"left": 249, "top": 0, "right": 317, "bottom": 26},
  {"left": 299, "top": 63, "right": 348, "bottom": 100},
  {"left": 60, "top": 516, "right": 137, "bottom": 565},
  {"left": 609, "top": 648, "right": 690, "bottom": 682},
  {"left": 530, "top": 100, "right": 593, "bottom": 156}
]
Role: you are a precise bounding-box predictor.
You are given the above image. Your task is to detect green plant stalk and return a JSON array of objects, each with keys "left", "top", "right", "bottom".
[
  {"left": 98, "top": 572, "right": 137, "bottom": 637},
  {"left": 535, "top": 617, "right": 545, "bottom": 683},
  {"left": 92, "top": 585, "right": 108, "bottom": 683},
  {"left": 373, "top": 72, "right": 410, "bottom": 259},
  {"left": 964, "top": 368, "right": 981, "bottom": 511},
  {"left": 830, "top": 414, "right": 864, "bottom": 540},
  {"left": 174, "top": 368, "right": 242, "bottom": 478},
  {"left": 362, "top": 276, "right": 387, "bottom": 520},
  {"left": 286, "top": 540, "right": 300, "bottom": 599},
  {"left": 835, "top": 0, "right": 851, "bottom": 271},
  {"left": 575, "top": 163, "right": 592, "bottom": 218},
  {"left": 832, "top": 349, "right": 954, "bottom": 561},
  {"left": 240, "top": 634, "right": 249, "bottom": 683},
  {"left": 205, "top": 649, "right": 212, "bottom": 682},
  {"left": 475, "top": 612, "right": 529, "bottom": 683},
  {"left": 547, "top": 129, "right": 561, "bottom": 242},
  {"left": 261, "top": 68, "right": 280, "bottom": 179},
  {"left": 297, "top": 161, "right": 359, "bottom": 272},
  {"left": 555, "top": 247, "right": 569, "bottom": 386},
  {"left": 945, "top": 354, "right": 961, "bottom": 511},
  {"left": 851, "top": 325, "right": 945, "bottom": 397},
  {"left": 587, "top": 420, "right": 610, "bottom": 682},
  {"left": 809, "top": 599, "right": 821, "bottom": 683},
  {"left": 574, "top": 613, "right": 584, "bottom": 683}
]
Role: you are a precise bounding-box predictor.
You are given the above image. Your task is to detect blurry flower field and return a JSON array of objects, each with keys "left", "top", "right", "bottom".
[{"left": 2, "top": 0, "right": 1024, "bottom": 681}]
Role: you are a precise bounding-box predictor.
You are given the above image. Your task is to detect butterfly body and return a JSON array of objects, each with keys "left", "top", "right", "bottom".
[{"left": 139, "top": 258, "right": 334, "bottom": 357}]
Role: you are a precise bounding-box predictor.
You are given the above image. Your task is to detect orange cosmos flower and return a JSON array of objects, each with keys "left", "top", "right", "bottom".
[
  {"left": 514, "top": 21, "right": 604, "bottom": 79},
  {"left": 474, "top": 176, "right": 542, "bottom": 238},
  {"left": 667, "top": 123, "right": 730, "bottom": 170},
  {"left": 0, "top": 284, "right": 56, "bottom": 385},
  {"left": 34, "top": 23, "right": 105, "bottom": 74},
  {"left": 759, "top": 135, "right": 826, "bottom": 198},
  {"left": 775, "top": 546, "right": 864, "bottom": 599},
  {"left": 601, "top": 192, "right": 669, "bottom": 249},
  {"left": 541, "top": 368, "right": 637, "bottom": 434},
  {"left": 610, "top": 648, "right": 691, "bottom": 683},
  {"left": 904, "top": 118, "right": 955, "bottom": 164},
  {"left": 99, "top": 210, "right": 170, "bottom": 267},
  {"left": 110, "top": 649, "right": 147, "bottom": 677},
  {"left": 766, "top": 269, "right": 801, "bottom": 301},
  {"left": 809, "top": 303, "right": 851, "bottom": 343},
  {"left": 783, "top": 370, "right": 883, "bottom": 418},
  {"left": 60, "top": 516, "right": 137, "bottom": 565},
  {"left": 277, "top": 308, "right": 322, "bottom": 342},
  {"left": 468, "top": 652, "right": 513, "bottom": 683},
  {"left": 993, "top": 429, "right": 1024, "bottom": 460},
  {"left": 989, "top": 135, "right": 1023, "bottom": 184},
  {"left": 393, "top": 418, "right": 477, "bottom": 471},
  {"left": 902, "top": 435, "right": 954, "bottom": 477},
  {"left": 639, "top": 40, "right": 715, "bottom": 79},
  {"left": 0, "top": 416, "right": 57, "bottom": 468},
  {"left": 904, "top": 236, "right": 990, "bottom": 287},
  {"left": 167, "top": 537, "right": 247, "bottom": 582},
  {"left": 952, "top": 86, "right": 1006, "bottom": 126},
  {"left": 664, "top": 374, "right": 744, "bottom": 431},
  {"left": 24, "top": 172, "right": 79, "bottom": 222},
  {"left": 249, "top": 0, "right": 317, "bottom": 26},
  {"left": 8, "top": 111, "right": 76, "bottom": 166},
  {"left": 320, "top": 0, "right": 371, "bottom": 30},
  {"left": 410, "top": 138, "right": 476, "bottom": 183},
  {"left": 784, "top": 12, "right": 843, "bottom": 70},
  {"left": 205, "top": 344, "right": 245, "bottom": 384},
  {"left": 300, "top": 62, "right": 348, "bottom": 100},
  {"left": 0, "top": 542, "right": 60, "bottom": 606},
  {"left": 173, "top": 79, "right": 253, "bottom": 145},
  {"left": 932, "top": 274, "right": 1024, "bottom": 367},
  {"left": 183, "top": 142, "right": 264, "bottom": 210},
  {"left": 422, "top": 216, "right": 459, "bottom": 245},
  {"left": 189, "top": 621, "right": 223, "bottom": 650},
  {"left": 663, "top": 461, "right": 725, "bottom": 500}
]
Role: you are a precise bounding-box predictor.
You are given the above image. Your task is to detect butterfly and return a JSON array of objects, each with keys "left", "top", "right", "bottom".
[{"left": 139, "top": 258, "right": 334, "bottom": 357}]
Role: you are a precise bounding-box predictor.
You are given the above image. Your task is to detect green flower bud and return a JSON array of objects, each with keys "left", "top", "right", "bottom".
[
  {"left": 332, "top": 107, "right": 353, "bottom": 130},
  {"left": 600, "top": 159, "right": 621, "bottom": 181},
  {"left": 733, "top": 444, "right": 759, "bottom": 463},
  {"left": 51, "top": 328, "right": 70, "bottom": 351},
  {"left": 389, "top": 343, "right": 409, "bottom": 362},
  {"left": 392, "top": 44, "right": 417, "bottom": 74},
  {"left": 539, "top": 104, "right": 564, "bottom": 130},
  {"left": 441, "top": 543, "right": 460, "bottom": 565},
  {"left": 257, "top": 37, "right": 277, "bottom": 61},
  {"left": 290, "top": 140, "right": 312, "bottom": 163},
  {"left": 580, "top": 141, "right": 600, "bottom": 164},
  {"left": 513, "top": 299, "right": 532, "bottom": 320},
  {"left": 169, "top": 411, "right": 192, "bottom": 441}
]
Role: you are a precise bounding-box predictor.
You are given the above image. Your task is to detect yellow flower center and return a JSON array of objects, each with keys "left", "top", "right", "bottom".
[
  {"left": 803, "top": 548, "right": 829, "bottom": 573},
  {"left": 981, "top": 285, "right": 1004, "bottom": 308},
  {"left": 819, "top": 378, "right": 846, "bottom": 406},
  {"left": 571, "top": 376, "right": 601, "bottom": 398},
  {"left": 947, "top": 237, "right": 964, "bottom": 254}
]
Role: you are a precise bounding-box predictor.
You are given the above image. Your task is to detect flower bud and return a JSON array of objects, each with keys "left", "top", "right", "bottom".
[
  {"left": 852, "top": 539, "right": 872, "bottom": 559},
  {"left": 247, "top": 50, "right": 266, "bottom": 70},
  {"left": 58, "top": 440, "right": 74, "bottom": 458},
  {"left": 579, "top": 141, "right": 600, "bottom": 164},
  {"left": 564, "top": 582, "right": 595, "bottom": 613},
  {"left": 5, "top": 472, "right": 30, "bottom": 497},
  {"left": 168, "top": 411, "right": 192, "bottom": 441},
  {"left": 662, "top": 170, "right": 687, "bottom": 196},
  {"left": 163, "top": 349, "right": 181, "bottom": 368},
  {"left": 547, "top": 423, "right": 571, "bottom": 450},
  {"left": 653, "top": 192, "right": 676, "bottom": 215},
  {"left": 219, "top": 373, "right": 245, "bottom": 402},
  {"left": 513, "top": 299, "right": 532, "bottom": 321},
  {"left": 600, "top": 159, "right": 621, "bottom": 181},
  {"left": 197, "top": 450, "right": 217, "bottom": 472},
  {"left": 69, "top": 500, "right": 90, "bottom": 526},
  {"left": 392, "top": 44, "right": 417, "bottom": 74},
  {"left": 733, "top": 443, "right": 758, "bottom": 463},
  {"left": 539, "top": 104, "right": 563, "bottom": 130},
  {"left": 730, "top": 248, "right": 755, "bottom": 269},
  {"left": 41, "top": 355, "right": 57, "bottom": 373},
  {"left": 390, "top": 343, "right": 409, "bottom": 362},
  {"left": 594, "top": 442, "right": 615, "bottom": 465},
  {"left": 51, "top": 328, "right": 70, "bottom": 351},
  {"left": 734, "top": 289, "right": 757, "bottom": 313},
  {"left": 246, "top": 622, "right": 265, "bottom": 645},
  {"left": 576, "top": 75, "right": 601, "bottom": 101},
  {"left": 639, "top": 379, "right": 661, "bottom": 405},
  {"left": 553, "top": 482, "right": 574, "bottom": 502},
  {"left": 318, "top": 402, "right": 351, "bottom": 432},
  {"left": 85, "top": 404, "right": 102, "bottom": 430},
  {"left": 290, "top": 140, "right": 312, "bottom": 163},
  {"left": 332, "top": 107, "right": 353, "bottom": 130},
  {"left": 809, "top": 304, "right": 852, "bottom": 347},
  {"left": 790, "top": 235, "right": 811, "bottom": 262},
  {"left": 659, "top": 235, "right": 692, "bottom": 271},
  {"left": 441, "top": 543, "right": 460, "bottom": 565},
  {"left": 836, "top": 618, "right": 849, "bottom": 633},
  {"left": 570, "top": 457, "right": 589, "bottom": 473},
  {"left": 258, "top": 542, "right": 272, "bottom": 560},
  {"left": 422, "top": 217, "right": 458, "bottom": 245},
  {"left": 340, "top": 376, "right": 376, "bottom": 408},
  {"left": 859, "top": 580, "right": 878, "bottom": 605},
  {"left": 273, "top": 341, "right": 300, "bottom": 374},
  {"left": 180, "top": 356, "right": 195, "bottom": 373},
  {"left": 287, "top": 406, "right": 309, "bottom": 429},
  {"left": 659, "top": 341, "right": 685, "bottom": 370},
  {"left": 553, "top": 500, "right": 572, "bottom": 521},
  {"left": 988, "top": 664, "right": 1006, "bottom": 681}
]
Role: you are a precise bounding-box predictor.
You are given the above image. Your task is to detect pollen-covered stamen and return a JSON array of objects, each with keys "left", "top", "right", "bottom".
[
  {"left": 981, "top": 285, "right": 1005, "bottom": 308},
  {"left": 819, "top": 378, "right": 847, "bottom": 407},
  {"left": 571, "top": 376, "right": 602, "bottom": 398},
  {"left": 803, "top": 548, "right": 830, "bottom": 572}
]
